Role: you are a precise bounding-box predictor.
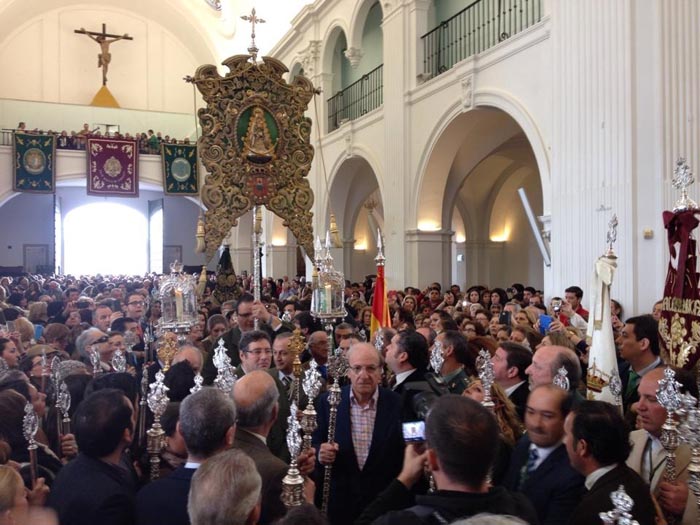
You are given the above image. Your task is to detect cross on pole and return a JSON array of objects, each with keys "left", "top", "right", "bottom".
[{"left": 241, "top": 8, "right": 266, "bottom": 61}]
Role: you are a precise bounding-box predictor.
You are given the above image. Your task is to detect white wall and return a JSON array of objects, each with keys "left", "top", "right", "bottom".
[{"left": 0, "top": 193, "right": 54, "bottom": 268}]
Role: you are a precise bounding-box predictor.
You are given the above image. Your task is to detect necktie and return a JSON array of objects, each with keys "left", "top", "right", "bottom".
[
  {"left": 282, "top": 375, "right": 292, "bottom": 390},
  {"left": 626, "top": 370, "right": 640, "bottom": 399},
  {"left": 526, "top": 447, "right": 539, "bottom": 473}
]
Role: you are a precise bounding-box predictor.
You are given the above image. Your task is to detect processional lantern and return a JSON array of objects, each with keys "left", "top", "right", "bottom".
[{"left": 159, "top": 261, "right": 197, "bottom": 335}]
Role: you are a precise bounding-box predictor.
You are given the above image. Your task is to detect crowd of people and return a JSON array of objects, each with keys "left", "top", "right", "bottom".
[
  {"left": 13, "top": 122, "right": 191, "bottom": 155},
  {"left": 0, "top": 272, "right": 679, "bottom": 524}
]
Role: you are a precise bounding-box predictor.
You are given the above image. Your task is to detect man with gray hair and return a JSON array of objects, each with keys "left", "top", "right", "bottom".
[
  {"left": 135, "top": 387, "right": 237, "bottom": 525},
  {"left": 188, "top": 449, "right": 261, "bottom": 525},
  {"left": 233, "top": 370, "right": 315, "bottom": 525}
]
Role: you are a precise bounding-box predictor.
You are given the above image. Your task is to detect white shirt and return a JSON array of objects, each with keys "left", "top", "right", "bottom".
[
  {"left": 394, "top": 368, "right": 417, "bottom": 388},
  {"left": 641, "top": 433, "right": 665, "bottom": 484},
  {"left": 585, "top": 463, "right": 618, "bottom": 490},
  {"left": 505, "top": 380, "right": 526, "bottom": 397}
]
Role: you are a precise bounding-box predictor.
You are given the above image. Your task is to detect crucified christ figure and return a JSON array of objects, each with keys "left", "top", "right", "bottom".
[{"left": 75, "top": 24, "right": 133, "bottom": 86}]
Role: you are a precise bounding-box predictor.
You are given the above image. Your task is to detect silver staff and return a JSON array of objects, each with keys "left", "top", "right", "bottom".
[
  {"left": 677, "top": 393, "right": 700, "bottom": 523},
  {"left": 553, "top": 366, "right": 570, "bottom": 391},
  {"left": 301, "top": 359, "right": 323, "bottom": 452},
  {"left": 282, "top": 402, "right": 304, "bottom": 507},
  {"left": 430, "top": 339, "right": 444, "bottom": 375},
  {"left": 657, "top": 367, "right": 682, "bottom": 491},
  {"left": 252, "top": 205, "right": 263, "bottom": 330},
  {"left": 22, "top": 401, "right": 39, "bottom": 487},
  {"left": 190, "top": 372, "right": 203, "bottom": 394},
  {"left": 321, "top": 345, "right": 348, "bottom": 515},
  {"left": 147, "top": 370, "right": 170, "bottom": 480},
  {"left": 50, "top": 356, "right": 61, "bottom": 445},
  {"left": 213, "top": 338, "right": 236, "bottom": 394},
  {"left": 137, "top": 368, "right": 149, "bottom": 450},
  {"left": 111, "top": 349, "right": 127, "bottom": 373},
  {"left": 599, "top": 485, "right": 640, "bottom": 525},
  {"left": 476, "top": 349, "right": 495, "bottom": 412},
  {"left": 57, "top": 381, "right": 71, "bottom": 437},
  {"left": 90, "top": 346, "right": 101, "bottom": 376}
]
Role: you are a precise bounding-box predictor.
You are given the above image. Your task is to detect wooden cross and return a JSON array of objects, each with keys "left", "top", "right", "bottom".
[
  {"left": 240, "top": 8, "right": 266, "bottom": 60},
  {"left": 74, "top": 23, "right": 133, "bottom": 86}
]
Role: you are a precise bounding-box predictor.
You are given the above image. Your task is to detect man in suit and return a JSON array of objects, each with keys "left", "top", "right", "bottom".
[
  {"left": 525, "top": 344, "right": 584, "bottom": 404},
  {"left": 491, "top": 341, "right": 531, "bottom": 420},
  {"left": 503, "top": 384, "right": 584, "bottom": 525},
  {"left": 627, "top": 367, "right": 696, "bottom": 524},
  {"left": 233, "top": 330, "right": 291, "bottom": 462},
  {"left": 619, "top": 314, "right": 663, "bottom": 413},
  {"left": 233, "top": 370, "right": 315, "bottom": 524},
  {"left": 313, "top": 343, "right": 404, "bottom": 525},
  {"left": 135, "top": 387, "right": 237, "bottom": 525},
  {"left": 48, "top": 389, "right": 138, "bottom": 525},
  {"left": 565, "top": 400, "right": 655, "bottom": 525},
  {"left": 201, "top": 293, "right": 290, "bottom": 382},
  {"left": 385, "top": 330, "right": 429, "bottom": 421}
]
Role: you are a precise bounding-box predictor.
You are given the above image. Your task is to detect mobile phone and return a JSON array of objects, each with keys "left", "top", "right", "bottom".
[
  {"left": 7, "top": 321, "right": 16, "bottom": 333},
  {"left": 76, "top": 301, "right": 89, "bottom": 309},
  {"left": 34, "top": 325, "right": 43, "bottom": 341},
  {"left": 402, "top": 421, "right": 426, "bottom": 443},
  {"left": 499, "top": 311, "right": 511, "bottom": 326},
  {"left": 552, "top": 299, "right": 562, "bottom": 313},
  {"left": 539, "top": 314, "right": 553, "bottom": 335}
]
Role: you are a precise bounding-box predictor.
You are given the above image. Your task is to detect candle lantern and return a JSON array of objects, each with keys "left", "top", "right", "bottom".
[{"left": 159, "top": 261, "right": 197, "bottom": 335}]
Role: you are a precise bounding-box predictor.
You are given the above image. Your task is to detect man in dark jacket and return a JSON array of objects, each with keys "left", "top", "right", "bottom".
[
  {"left": 48, "top": 389, "right": 137, "bottom": 525},
  {"left": 357, "top": 395, "right": 538, "bottom": 525}
]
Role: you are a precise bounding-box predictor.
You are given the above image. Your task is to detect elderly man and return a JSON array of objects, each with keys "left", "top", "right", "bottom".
[
  {"left": 233, "top": 371, "right": 315, "bottom": 524},
  {"left": 313, "top": 343, "right": 404, "bottom": 525},
  {"left": 627, "top": 367, "right": 696, "bottom": 524},
  {"left": 526, "top": 345, "right": 583, "bottom": 404}
]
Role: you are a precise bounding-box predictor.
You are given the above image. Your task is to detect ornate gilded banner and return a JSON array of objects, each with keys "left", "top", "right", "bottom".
[
  {"left": 13, "top": 132, "right": 56, "bottom": 193},
  {"left": 162, "top": 143, "right": 198, "bottom": 195},
  {"left": 192, "top": 55, "right": 316, "bottom": 257},
  {"left": 87, "top": 137, "right": 139, "bottom": 197}
]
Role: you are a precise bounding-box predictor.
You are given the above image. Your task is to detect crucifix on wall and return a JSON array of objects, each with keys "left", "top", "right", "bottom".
[{"left": 74, "top": 23, "right": 133, "bottom": 86}]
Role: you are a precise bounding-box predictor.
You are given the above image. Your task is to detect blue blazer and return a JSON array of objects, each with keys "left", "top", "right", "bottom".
[
  {"left": 312, "top": 385, "right": 404, "bottom": 525},
  {"left": 502, "top": 435, "right": 584, "bottom": 525},
  {"left": 135, "top": 466, "right": 196, "bottom": 525}
]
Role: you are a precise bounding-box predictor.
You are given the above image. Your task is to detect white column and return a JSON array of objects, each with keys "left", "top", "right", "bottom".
[{"left": 405, "top": 229, "right": 454, "bottom": 287}]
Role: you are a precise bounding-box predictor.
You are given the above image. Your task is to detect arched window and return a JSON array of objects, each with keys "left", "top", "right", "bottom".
[{"left": 63, "top": 203, "right": 148, "bottom": 275}]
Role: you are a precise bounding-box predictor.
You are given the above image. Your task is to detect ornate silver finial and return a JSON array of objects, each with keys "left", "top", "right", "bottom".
[
  {"left": 609, "top": 368, "right": 622, "bottom": 406},
  {"left": 328, "top": 348, "right": 348, "bottom": 381},
  {"left": 57, "top": 381, "right": 71, "bottom": 418},
  {"left": 111, "top": 349, "right": 127, "bottom": 373},
  {"left": 22, "top": 401, "right": 39, "bottom": 446},
  {"left": 658, "top": 367, "right": 683, "bottom": 413},
  {"left": 286, "top": 402, "right": 302, "bottom": 459},
  {"left": 213, "top": 338, "right": 236, "bottom": 394},
  {"left": 302, "top": 360, "right": 323, "bottom": 403},
  {"left": 672, "top": 157, "right": 698, "bottom": 212},
  {"left": 553, "top": 366, "right": 570, "bottom": 391},
  {"left": 0, "top": 356, "right": 8, "bottom": 373},
  {"left": 90, "top": 347, "right": 101, "bottom": 375},
  {"left": 430, "top": 340, "right": 445, "bottom": 374},
  {"left": 477, "top": 349, "right": 495, "bottom": 410},
  {"left": 375, "top": 228, "right": 385, "bottom": 266},
  {"left": 599, "top": 485, "right": 640, "bottom": 525},
  {"left": 282, "top": 311, "right": 292, "bottom": 323},
  {"left": 374, "top": 330, "right": 384, "bottom": 353},
  {"left": 605, "top": 214, "right": 618, "bottom": 257},
  {"left": 50, "top": 355, "right": 61, "bottom": 388},
  {"left": 147, "top": 371, "right": 170, "bottom": 419},
  {"left": 190, "top": 372, "right": 204, "bottom": 394}
]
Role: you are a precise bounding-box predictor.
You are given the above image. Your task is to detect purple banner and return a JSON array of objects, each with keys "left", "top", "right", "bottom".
[{"left": 87, "top": 137, "right": 139, "bottom": 197}]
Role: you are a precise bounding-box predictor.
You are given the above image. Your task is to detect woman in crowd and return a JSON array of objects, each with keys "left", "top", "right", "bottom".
[{"left": 0, "top": 340, "right": 20, "bottom": 369}]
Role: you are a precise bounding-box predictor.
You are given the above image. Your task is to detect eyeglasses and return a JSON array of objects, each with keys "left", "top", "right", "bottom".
[
  {"left": 348, "top": 365, "right": 380, "bottom": 374},
  {"left": 92, "top": 336, "right": 109, "bottom": 344},
  {"left": 128, "top": 301, "right": 145, "bottom": 307},
  {"left": 244, "top": 349, "right": 272, "bottom": 357}
]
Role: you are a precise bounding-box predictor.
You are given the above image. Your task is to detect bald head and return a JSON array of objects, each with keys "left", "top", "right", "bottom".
[
  {"left": 347, "top": 342, "right": 382, "bottom": 367},
  {"left": 526, "top": 345, "right": 581, "bottom": 391},
  {"left": 172, "top": 345, "right": 203, "bottom": 373},
  {"left": 233, "top": 370, "right": 279, "bottom": 430}
]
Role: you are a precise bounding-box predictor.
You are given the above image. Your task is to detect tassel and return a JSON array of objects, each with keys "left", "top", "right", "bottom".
[
  {"left": 329, "top": 213, "right": 342, "bottom": 248},
  {"left": 195, "top": 215, "right": 206, "bottom": 254}
]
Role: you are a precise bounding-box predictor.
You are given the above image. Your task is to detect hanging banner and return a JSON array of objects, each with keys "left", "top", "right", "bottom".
[
  {"left": 161, "top": 143, "right": 198, "bottom": 195},
  {"left": 13, "top": 132, "right": 56, "bottom": 193},
  {"left": 87, "top": 137, "right": 138, "bottom": 197}
]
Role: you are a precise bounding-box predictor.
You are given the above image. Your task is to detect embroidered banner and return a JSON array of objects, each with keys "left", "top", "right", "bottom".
[
  {"left": 13, "top": 132, "right": 56, "bottom": 193},
  {"left": 161, "top": 143, "right": 198, "bottom": 195},
  {"left": 87, "top": 137, "right": 138, "bottom": 197}
]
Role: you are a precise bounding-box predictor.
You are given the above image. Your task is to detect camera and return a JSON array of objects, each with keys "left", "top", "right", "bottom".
[
  {"left": 402, "top": 421, "right": 426, "bottom": 443},
  {"left": 552, "top": 299, "right": 562, "bottom": 313},
  {"left": 76, "top": 301, "right": 90, "bottom": 309}
]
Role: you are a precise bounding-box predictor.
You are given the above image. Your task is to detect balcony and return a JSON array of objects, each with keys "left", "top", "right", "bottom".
[
  {"left": 422, "top": 0, "right": 543, "bottom": 79},
  {"left": 327, "top": 64, "right": 383, "bottom": 133}
]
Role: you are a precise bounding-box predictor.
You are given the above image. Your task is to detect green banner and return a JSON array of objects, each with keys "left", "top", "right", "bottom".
[
  {"left": 162, "top": 143, "right": 198, "bottom": 195},
  {"left": 13, "top": 132, "right": 56, "bottom": 193}
]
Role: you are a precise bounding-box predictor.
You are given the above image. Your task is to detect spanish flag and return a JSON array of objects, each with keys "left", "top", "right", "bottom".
[{"left": 370, "top": 232, "right": 390, "bottom": 340}]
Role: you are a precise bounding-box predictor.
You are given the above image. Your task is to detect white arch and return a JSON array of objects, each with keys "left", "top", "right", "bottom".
[
  {"left": 320, "top": 20, "right": 351, "bottom": 77},
  {"left": 412, "top": 88, "right": 551, "bottom": 227},
  {"left": 348, "top": 0, "right": 383, "bottom": 50}
]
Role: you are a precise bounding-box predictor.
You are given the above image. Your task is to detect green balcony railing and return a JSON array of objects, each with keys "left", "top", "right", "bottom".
[{"left": 422, "top": 0, "right": 542, "bottom": 78}]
